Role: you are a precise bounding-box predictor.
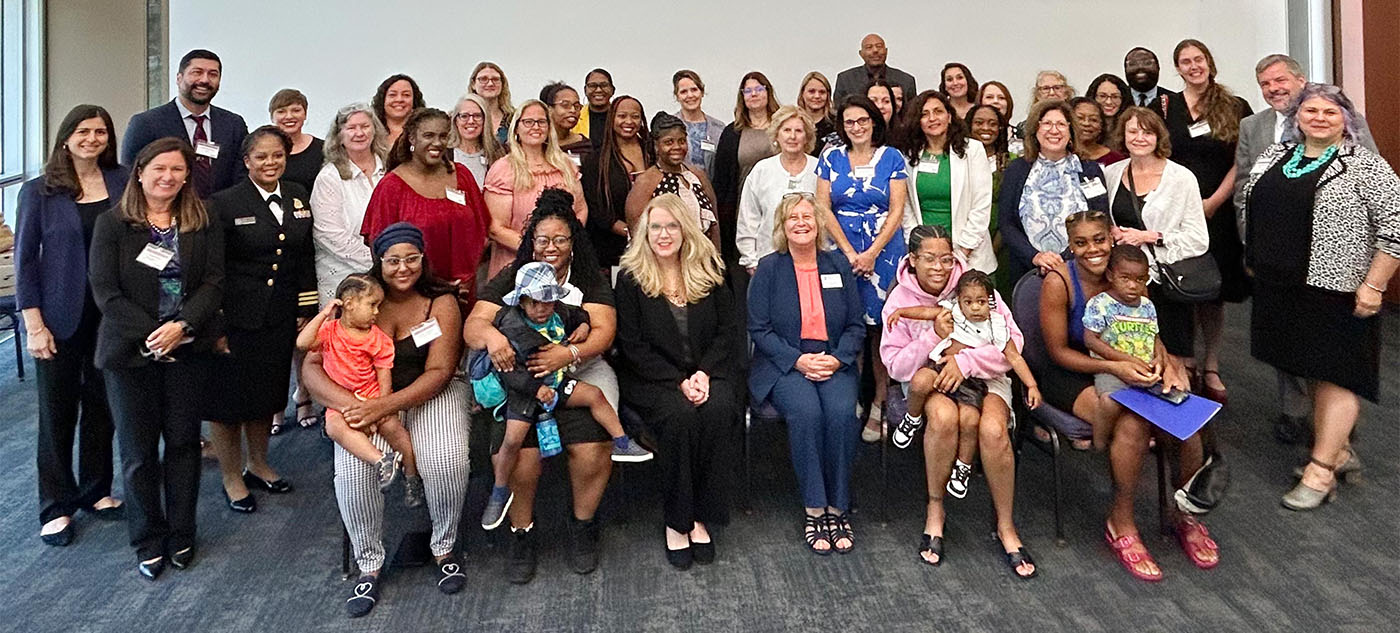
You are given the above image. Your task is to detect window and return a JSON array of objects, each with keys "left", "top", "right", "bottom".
[{"left": 0, "top": 0, "right": 43, "bottom": 227}]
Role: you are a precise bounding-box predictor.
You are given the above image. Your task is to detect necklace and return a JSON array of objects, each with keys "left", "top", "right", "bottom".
[
  {"left": 148, "top": 215, "right": 176, "bottom": 235},
  {"left": 1282, "top": 144, "right": 1336, "bottom": 179}
]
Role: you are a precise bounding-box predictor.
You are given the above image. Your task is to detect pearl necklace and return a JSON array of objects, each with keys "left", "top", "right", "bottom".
[{"left": 1282, "top": 144, "right": 1337, "bottom": 179}]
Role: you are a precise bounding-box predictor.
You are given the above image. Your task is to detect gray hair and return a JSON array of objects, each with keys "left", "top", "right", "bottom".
[
  {"left": 448, "top": 93, "right": 505, "bottom": 164},
  {"left": 1283, "top": 83, "right": 1360, "bottom": 144},
  {"left": 1254, "top": 54, "right": 1305, "bottom": 78},
  {"left": 323, "top": 102, "right": 388, "bottom": 180}
]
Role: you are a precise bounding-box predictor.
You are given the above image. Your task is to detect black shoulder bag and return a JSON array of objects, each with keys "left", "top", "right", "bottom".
[{"left": 1125, "top": 165, "right": 1221, "bottom": 303}]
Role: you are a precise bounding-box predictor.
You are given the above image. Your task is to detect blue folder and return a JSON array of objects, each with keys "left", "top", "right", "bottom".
[{"left": 1109, "top": 387, "right": 1222, "bottom": 440}]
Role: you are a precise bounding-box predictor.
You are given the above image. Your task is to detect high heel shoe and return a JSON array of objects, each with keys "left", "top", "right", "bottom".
[
  {"left": 1199, "top": 369, "right": 1228, "bottom": 406},
  {"left": 243, "top": 470, "right": 293, "bottom": 494},
  {"left": 139, "top": 557, "right": 166, "bottom": 581},
  {"left": 226, "top": 492, "right": 257, "bottom": 513},
  {"left": 1282, "top": 458, "right": 1338, "bottom": 511},
  {"left": 1293, "top": 447, "right": 1362, "bottom": 483}
]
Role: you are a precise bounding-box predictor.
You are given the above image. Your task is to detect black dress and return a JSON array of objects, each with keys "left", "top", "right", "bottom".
[
  {"left": 1110, "top": 181, "right": 1194, "bottom": 357},
  {"left": 580, "top": 151, "right": 632, "bottom": 267},
  {"left": 1164, "top": 92, "right": 1252, "bottom": 302},
  {"left": 1246, "top": 156, "right": 1380, "bottom": 401},
  {"left": 283, "top": 137, "right": 325, "bottom": 193}
]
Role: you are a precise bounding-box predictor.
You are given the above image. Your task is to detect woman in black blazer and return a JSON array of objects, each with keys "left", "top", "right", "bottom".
[
  {"left": 747, "top": 193, "right": 866, "bottom": 556},
  {"left": 614, "top": 194, "right": 742, "bottom": 570},
  {"left": 203, "top": 126, "right": 317, "bottom": 512},
  {"left": 15, "top": 105, "right": 129, "bottom": 546},
  {"left": 90, "top": 137, "right": 224, "bottom": 579}
]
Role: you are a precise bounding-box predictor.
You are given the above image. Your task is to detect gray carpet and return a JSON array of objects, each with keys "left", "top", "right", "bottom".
[{"left": 0, "top": 304, "right": 1395, "bottom": 632}]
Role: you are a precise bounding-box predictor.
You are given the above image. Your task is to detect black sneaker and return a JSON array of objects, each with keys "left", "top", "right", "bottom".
[
  {"left": 506, "top": 526, "right": 537, "bottom": 585},
  {"left": 568, "top": 516, "right": 600, "bottom": 575},
  {"left": 345, "top": 575, "right": 379, "bottom": 618},
  {"left": 377, "top": 451, "right": 401, "bottom": 492},
  {"left": 436, "top": 553, "right": 466, "bottom": 594},
  {"left": 892, "top": 413, "right": 923, "bottom": 449},
  {"left": 403, "top": 475, "right": 425, "bottom": 509}
]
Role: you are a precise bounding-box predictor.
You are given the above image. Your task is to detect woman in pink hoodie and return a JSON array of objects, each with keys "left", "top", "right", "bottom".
[{"left": 879, "top": 225, "right": 1036, "bottom": 579}]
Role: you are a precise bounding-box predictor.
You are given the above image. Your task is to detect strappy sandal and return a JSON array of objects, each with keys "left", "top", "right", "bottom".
[
  {"left": 1174, "top": 516, "right": 1219, "bottom": 569},
  {"left": 803, "top": 514, "right": 832, "bottom": 556},
  {"left": 295, "top": 399, "right": 321, "bottom": 429},
  {"left": 1002, "top": 547, "right": 1038, "bottom": 580},
  {"left": 918, "top": 534, "right": 944, "bottom": 566},
  {"left": 1105, "top": 524, "right": 1163, "bottom": 582},
  {"left": 827, "top": 512, "right": 854, "bottom": 554}
]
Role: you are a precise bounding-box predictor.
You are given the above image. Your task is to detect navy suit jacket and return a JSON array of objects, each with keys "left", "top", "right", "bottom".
[
  {"left": 121, "top": 100, "right": 248, "bottom": 198},
  {"left": 997, "top": 156, "right": 1110, "bottom": 283},
  {"left": 14, "top": 167, "right": 130, "bottom": 339},
  {"left": 746, "top": 249, "right": 866, "bottom": 403}
]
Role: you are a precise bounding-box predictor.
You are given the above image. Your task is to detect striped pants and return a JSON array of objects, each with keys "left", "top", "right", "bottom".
[{"left": 334, "top": 378, "right": 471, "bottom": 573}]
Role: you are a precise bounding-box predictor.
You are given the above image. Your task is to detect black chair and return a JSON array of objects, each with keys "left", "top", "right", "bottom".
[
  {"left": 1009, "top": 270, "right": 1168, "bottom": 546},
  {"left": 742, "top": 399, "right": 783, "bottom": 514},
  {"left": 0, "top": 293, "right": 23, "bottom": 380}
]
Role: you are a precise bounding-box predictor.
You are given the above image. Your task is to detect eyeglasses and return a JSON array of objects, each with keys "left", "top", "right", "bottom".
[
  {"left": 647, "top": 222, "right": 681, "bottom": 234},
  {"left": 1039, "top": 120, "right": 1070, "bottom": 131},
  {"left": 552, "top": 101, "right": 582, "bottom": 111},
  {"left": 455, "top": 112, "right": 485, "bottom": 122},
  {"left": 741, "top": 86, "right": 768, "bottom": 97},
  {"left": 842, "top": 116, "right": 872, "bottom": 128},
  {"left": 1095, "top": 92, "right": 1123, "bottom": 102},
  {"left": 382, "top": 254, "right": 423, "bottom": 267},
  {"left": 782, "top": 192, "right": 815, "bottom": 202},
  {"left": 1038, "top": 84, "right": 1068, "bottom": 94},
  {"left": 519, "top": 118, "right": 550, "bottom": 129},
  {"left": 585, "top": 82, "right": 612, "bottom": 91},
  {"left": 914, "top": 253, "right": 957, "bottom": 268},
  {"left": 475, "top": 76, "right": 502, "bottom": 85},
  {"left": 533, "top": 235, "right": 572, "bottom": 249}
]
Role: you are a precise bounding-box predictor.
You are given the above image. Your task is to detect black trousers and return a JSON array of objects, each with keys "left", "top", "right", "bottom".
[
  {"left": 104, "top": 358, "right": 206, "bottom": 560},
  {"left": 35, "top": 314, "right": 115, "bottom": 524},
  {"left": 627, "top": 379, "right": 739, "bottom": 533}
]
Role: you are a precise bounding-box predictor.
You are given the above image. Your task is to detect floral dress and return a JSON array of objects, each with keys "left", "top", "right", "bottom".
[{"left": 816, "top": 144, "right": 909, "bottom": 324}]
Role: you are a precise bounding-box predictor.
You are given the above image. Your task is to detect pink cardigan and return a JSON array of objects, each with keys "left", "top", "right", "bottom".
[{"left": 879, "top": 256, "right": 1024, "bottom": 383}]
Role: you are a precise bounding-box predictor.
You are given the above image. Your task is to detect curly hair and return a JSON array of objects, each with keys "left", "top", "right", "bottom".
[
  {"left": 965, "top": 104, "right": 1010, "bottom": 169},
  {"left": 372, "top": 74, "right": 425, "bottom": 127},
  {"left": 510, "top": 188, "right": 605, "bottom": 291},
  {"left": 899, "top": 90, "right": 971, "bottom": 161}
]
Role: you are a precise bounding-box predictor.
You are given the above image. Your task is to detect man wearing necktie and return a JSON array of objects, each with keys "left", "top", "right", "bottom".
[{"left": 1123, "top": 47, "right": 1175, "bottom": 119}]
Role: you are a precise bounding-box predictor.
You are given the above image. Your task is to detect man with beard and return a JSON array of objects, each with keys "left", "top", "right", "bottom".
[
  {"left": 834, "top": 34, "right": 916, "bottom": 103},
  {"left": 123, "top": 49, "right": 248, "bottom": 198},
  {"left": 1123, "top": 47, "right": 1175, "bottom": 118},
  {"left": 1233, "top": 53, "right": 1375, "bottom": 447}
]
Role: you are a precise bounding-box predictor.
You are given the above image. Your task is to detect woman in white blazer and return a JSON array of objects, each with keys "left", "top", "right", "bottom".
[
  {"left": 1102, "top": 106, "right": 1209, "bottom": 362},
  {"left": 897, "top": 91, "right": 997, "bottom": 273}
]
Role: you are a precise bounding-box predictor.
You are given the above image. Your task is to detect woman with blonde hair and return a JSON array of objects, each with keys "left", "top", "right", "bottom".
[
  {"left": 469, "top": 61, "right": 515, "bottom": 146},
  {"left": 449, "top": 93, "right": 505, "bottom": 186},
  {"left": 615, "top": 193, "right": 742, "bottom": 569},
  {"left": 737, "top": 105, "right": 819, "bottom": 273},
  {"left": 797, "top": 71, "right": 838, "bottom": 155},
  {"left": 483, "top": 99, "right": 588, "bottom": 276}
]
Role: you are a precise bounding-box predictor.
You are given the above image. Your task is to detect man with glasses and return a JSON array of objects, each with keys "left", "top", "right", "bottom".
[
  {"left": 577, "top": 68, "right": 617, "bottom": 149},
  {"left": 834, "top": 34, "right": 916, "bottom": 103},
  {"left": 1123, "top": 47, "right": 1175, "bottom": 118}
]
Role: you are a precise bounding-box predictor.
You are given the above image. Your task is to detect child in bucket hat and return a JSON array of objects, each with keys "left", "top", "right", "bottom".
[{"left": 476, "top": 262, "right": 653, "bottom": 530}]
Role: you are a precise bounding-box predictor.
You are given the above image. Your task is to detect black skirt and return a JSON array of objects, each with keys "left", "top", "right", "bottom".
[
  {"left": 1251, "top": 281, "right": 1380, "bottom": 402},
  {"left": 1151, "top": 286, "right": 1195, "bottom": 357},
  {"left": 204, "top": 321, "right": 298, "bottom": 422},
  {"left": 1206, "top": 202, "right": 1250, "bottom": 303}
]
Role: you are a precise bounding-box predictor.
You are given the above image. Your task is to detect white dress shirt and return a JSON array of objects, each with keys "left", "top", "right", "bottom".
[
  {"left": 735, "top": 153, "right": 819, "bottom": 269},
  {"left": 256, "top": 182, "right": 284, "bottom": 224},
  {"left": 174, "top": 98, "right": 212, "bottom": 144},
  {"left": 311, "top": 157, "right": 384, "bottom": 303}
]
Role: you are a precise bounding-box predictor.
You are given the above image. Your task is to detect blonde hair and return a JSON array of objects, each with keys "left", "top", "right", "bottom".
[
  {"left": 771, "top": 193, "right": 831, "bottom": 253},
  {"left": 469, "top": 61, "right": 515, "bottom": 120},
  {"left": 767, "top": 105, "right": 815, "bottom": 154},
  {"left": 505, "top": 100, "right": 580, "bottom": 193},
  {"left": 449, "top": 93, "right": 505, "bottom": 165},
  {"left": 619, "top": 194, "right": 726, "bottom": 304},
  {"left": 797, "top": 71, "right": 834, "bottom": 119},
  {"left": 1030, "top": 70, "right": 1073, "bottom": 106}
]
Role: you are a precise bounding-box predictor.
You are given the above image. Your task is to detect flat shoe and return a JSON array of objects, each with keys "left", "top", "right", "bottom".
[
  {"left": 139, "top": 557, "right": 165, "bottom": 581},
  {"left": 692, "top": 541, "right": 715, "bottom": 565},
  {"left": 918, "top": 534, "right": 943, "bottom": 566},
  {"left": 666, "top": 544, "right": 693, "bottom": 570},
  {"left": 227, "top": 492, "right": 256, "bottom": 513},
  {"left": 87, "top": 501, "right": 125, "bottom": 521},
  {"left": 243, "top": 470, "right": 293, "bottom": 494},
  {"left": 171, "top": 546, "right": 196, "bottom": 570},
  {"left": 41, "top": 522, "right": 74, "bottom": 547}
]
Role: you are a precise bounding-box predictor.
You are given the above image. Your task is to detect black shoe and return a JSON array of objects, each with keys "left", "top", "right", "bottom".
[
  {"left": 1272, "top": 415, "right": 1308, "bottom": 445},
  {"left": 345, "top": 575, "right": 379, "bottom": 618},
  {"left": 139, "top": 557, "right": 165, "bottom": 581},
  {"left": 436, "top": 554, "right": 467, "bottom": 594},
  {"left": 568, "top": 517, "right": 600, "bottom": 575},
  {"left": 506, "top": 527, "right": 538, "bottom": 585},
  {"left": 243, "top": 470, "right": 293, "bottom": 494},
  {"left": 40, "top": 522, "right": 74, "bottom": 547},
  {"left": 86, "top": 503, "right": 125, "bottom": 521},
  {"left": 226, "top": 492, "right": 256, "bottom": 513},
  {"left": 692, "top": 540, "right": 716, "bottom": 565},
  {"left": 170, "top": 546, "right": 196, "bottom": 570},
  {"left": 665, "top": 543, "right": 693, "bottom": 570}
]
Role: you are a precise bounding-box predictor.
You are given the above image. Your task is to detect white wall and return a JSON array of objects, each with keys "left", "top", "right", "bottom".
[{"left": 171, "top": 0, "right": 1288, "bottom": 136}]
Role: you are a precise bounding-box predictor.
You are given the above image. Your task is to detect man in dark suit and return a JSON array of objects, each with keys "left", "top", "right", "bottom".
[
  {"left": 1232, "top": 53, "right": 1376, "bottom": 446},
  {"left": 122, "top": 49, "right": 248, "bottom": 199},
  {"left": 1123, "top": 47, "right": 1175, "bottom": 118},
  {"left": 833, "top": 34, "right": 916, "bottom": 103}
]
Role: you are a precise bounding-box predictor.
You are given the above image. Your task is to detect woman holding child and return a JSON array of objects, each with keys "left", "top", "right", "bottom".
[
  {"left": 879, "top": 225, "right": 1038, "bottom": 579},
  {"left": 615, "top": 194, "right": 744, "bottom": 570}
]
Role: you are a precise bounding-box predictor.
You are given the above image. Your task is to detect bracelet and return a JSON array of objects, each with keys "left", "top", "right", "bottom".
[
  {"left": 567, "top": 344, "right": 581, "bottom": 365},
  {"left": 1363, "top": 281, "right": 1386, "bottom": 293}
]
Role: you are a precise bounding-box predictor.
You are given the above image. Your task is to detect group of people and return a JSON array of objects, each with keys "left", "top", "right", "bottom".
[{"left": 13, "top": 32, "right": 1396, "bottom": 616}]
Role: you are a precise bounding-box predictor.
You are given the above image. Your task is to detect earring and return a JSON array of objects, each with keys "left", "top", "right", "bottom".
[{"left": 410, "top": 144, "right": 416, "bottom": 152}]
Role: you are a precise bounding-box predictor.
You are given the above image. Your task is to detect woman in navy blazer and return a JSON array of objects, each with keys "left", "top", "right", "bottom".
[
  {"left": 15, "top": 105, "right": 129, "bottom": 547},
  {"left": 998, "top": 100, "right": 1111, "bottom": 284},
  {"left": 748, "top": 193, "right": 865, "bottom": 555}
]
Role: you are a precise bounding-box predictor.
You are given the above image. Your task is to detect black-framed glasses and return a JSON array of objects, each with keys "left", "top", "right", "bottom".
[{"left": 533, "top": 235, "right": 572, "bottom": 249}]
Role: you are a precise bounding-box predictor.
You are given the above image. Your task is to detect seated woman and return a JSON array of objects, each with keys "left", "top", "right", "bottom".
[
  {"left": 880, "top": 225, "right": 1037, "bottom": 578},
  {"left": 748, "top": 194, "right": 865, "bottom": 556},
  {"left": 615, "top": 194, "right": 743, "bottom": 570},
  {"left": 1038, "top": 210, "right": 1210, "bottom": 583},
  {"left": 463, "top": 189, "right": 618, "bottom": 584},
  {"left": 301, "top": 223, "right": 472, "bottom": 617}
]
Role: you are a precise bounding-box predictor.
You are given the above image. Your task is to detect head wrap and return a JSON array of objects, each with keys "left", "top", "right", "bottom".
[{"left": 372, "top": 222, "right": 424, "bottom": 257}]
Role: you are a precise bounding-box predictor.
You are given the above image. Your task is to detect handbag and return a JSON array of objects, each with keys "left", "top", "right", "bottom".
[
  {"left": 1174, "top": 450, "right": 1231, "bottom": 514},
  {"left": 1123, "top": 166, "right": 1221, "bottom": 303}
]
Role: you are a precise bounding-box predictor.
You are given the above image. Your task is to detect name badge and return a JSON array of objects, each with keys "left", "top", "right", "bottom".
[
  {"left": 1188, "top": 121, "right": 1212, "bottom": 138},
  {"left": 480, "top": 156, "right": 490, "bottom": 166},
  {"left": 195, "top": 140, "right": 220, "bottom": 159},
  {"left": 293, "top": 209, "right": 311, "bottom": 219},
  {"left": 699, "top": 141, "right": 716, "bottom": 153},
  {"left": 445, "top": 188, "right": 466, "bottom": 205},
  {"left": 820, "top": 273, "right": 843, "bottom": 289},
  {"left": 410, "top": 318, "right": 443, "bottom": 348},
  {"left": 568, "top": 153, "right": 582, "bottom": 167},
  {"left": 917, "top": 160, "right": 940, "bottom": 174},
  {"left": 852, "top": 165, "right": 876, "bottom": 180},
  {"left": 1080, "top": 177, "right": 1107, "bottom": 199},
  {"left": 234, "top": 216, "right": 256, "bottom": 226},
  {"left": 136, "top": 243, "right": 176, "bottom": 270},
  {"left": 786, "top": 178, "right": 804, "bottom": 191}
]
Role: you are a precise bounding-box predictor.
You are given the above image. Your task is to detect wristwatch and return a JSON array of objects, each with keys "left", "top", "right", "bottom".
[
  {"left": 179, "top": 321, "right": 194, "bottom": 337},
  {"left": 1154, "top": 233, "right": 1165, "bottom": 247}
]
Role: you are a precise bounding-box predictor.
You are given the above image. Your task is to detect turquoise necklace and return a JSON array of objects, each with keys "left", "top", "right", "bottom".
[{"left": 1282, "top": 143, "right": 1337, "bottom": 179}]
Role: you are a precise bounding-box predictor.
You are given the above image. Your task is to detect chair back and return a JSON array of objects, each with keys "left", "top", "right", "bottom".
[{"left": 1011, "top": 270, "right": 1053, "bottom": 377}]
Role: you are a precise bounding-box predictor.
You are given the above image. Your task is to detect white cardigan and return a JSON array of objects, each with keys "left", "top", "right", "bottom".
[
  {"left": 1101, "top": 158, "right": 1209, "bottom": 280},
  {"left": 902, "top": 140, "right": 997, "bottom": 273}
]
